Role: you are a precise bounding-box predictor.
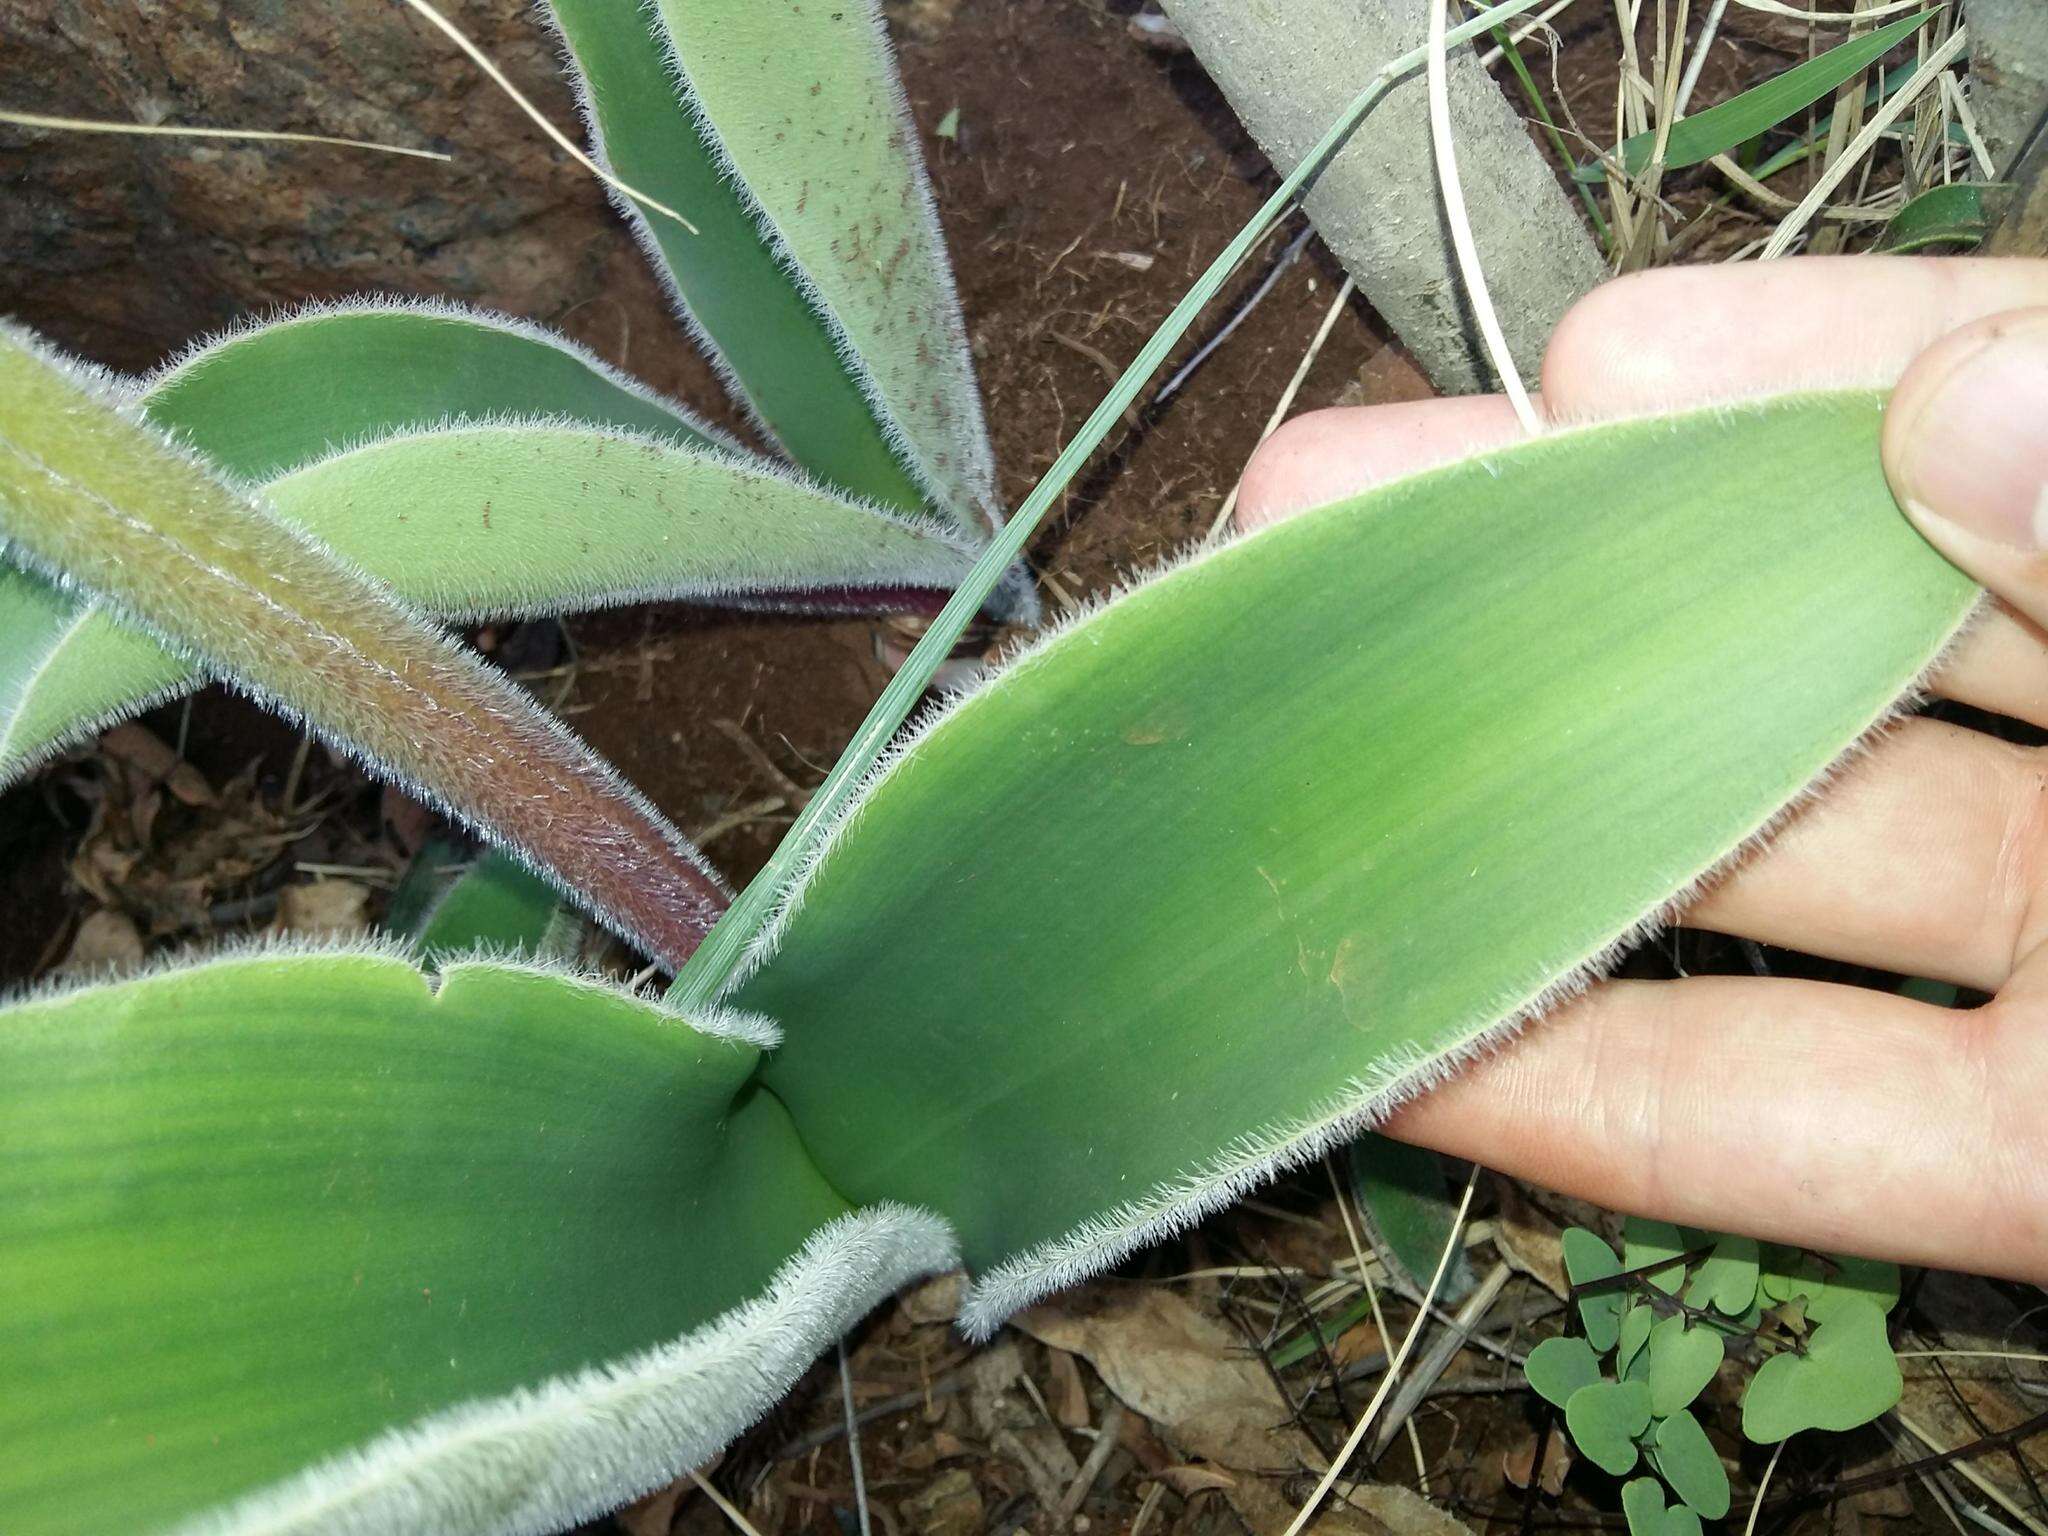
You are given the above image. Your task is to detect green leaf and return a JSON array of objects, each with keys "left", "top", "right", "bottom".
[
  {"left": 143, "top": 299, "right": 735, "bottom": 477},
  {"left": 1646, "top": 1316, "right": 1725, "bottom": 1418},
  {"left": 1742, "top": 1296, "right": 1904, "bottom": 1443},
  {"left": 1345, "top": 1136, "right": 1476, "bottom": 1304},
  {"left": 0, "top": 416, "right": 979, "bottom": 790},
  {"left": 1617, "top": 1302, "right": 1657, "bottom": 1377},
  {"left": 1565, "top": 1227, "right": 1628, "bottom": 1352},
  {"left": 1623, "top": 1478, "right": 1706, "bottom": 1536},
  {"left": 1759, "top": 1248, "right": 1901, "bottom": 1324},
  {"left": 543, "top": 0, "right": 997, "bottom": 531},
  {"left": 1566, "top": 1379, "right": 1653, "bottom": 1476},
  {"left": 412, "top": 847, "right": 582, "bottom": 966},
  {"left": 1526, "top": 1336, "right": 1605, "bottom": 1408},
  {"left": 1875, "top": 182, "right": 2010, "bottom": 254},
  {"left": 1649, "top": 1408, "right": 1731, "bottom": 1519},
  {"left": 1602, "top": 10, "right": 1938, "bottom": 177},
  {"left": 1, "top": 303, "right": 984, "bottom": 790},
  {"left": 1624, "top": 1215, "right": 1690, "bottom": 1295},
  {"left": 1623, "top": 1477, "right": 1667, "bottom": 1536},
  {"left": 736, "top": 393, "right": 1977, "bottom": 1333},
  {"left": 0, "top": 945, "right": 956, "bottom": 1534},
  {"left": 1684, "top": 1233, "right": 1760, "bottom": 1316},
  {"left": 0, "top": 327, "right": 730, "bottom": 968}
]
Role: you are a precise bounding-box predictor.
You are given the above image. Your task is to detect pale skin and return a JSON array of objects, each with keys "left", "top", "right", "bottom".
[{"left": 1237, "top": 256, "right": 2048, "bottom": 1283}]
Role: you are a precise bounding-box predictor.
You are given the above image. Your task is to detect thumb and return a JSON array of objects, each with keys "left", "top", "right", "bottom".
[{"left": 1883, "top": 307, "right": 2048, "bottom": 631}]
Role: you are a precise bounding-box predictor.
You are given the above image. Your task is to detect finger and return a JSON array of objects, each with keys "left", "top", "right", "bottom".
[
  {"left": 1543, "top": 256, "right": 2048, "bottom": 416},
  {"left": 1683, "top": 717, "right": 2048, "bottom": 993},
  {"left": 1935, "top": 601, "right": 2048, "bottom": 731},
  {"left": 1235, "top": 395, "right": 1525, "bottom": 531},
  {"left": 1237, "top": 403, "right": 2048, "bottom": 729},
  {"left": 1884, "top": 307, "right": 2048, "bottom": 639},
  {"left": 1384, "top": 973, "right": 2048, "bottom": 1283}
]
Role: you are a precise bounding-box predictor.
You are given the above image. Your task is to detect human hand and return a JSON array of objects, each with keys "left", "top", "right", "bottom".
[{"left": 1238, "top": 256, "right": 2048, "bottom": 1282}]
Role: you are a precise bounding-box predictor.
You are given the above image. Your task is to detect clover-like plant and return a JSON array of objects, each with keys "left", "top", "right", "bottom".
[
  {"left": 1530, "top": 1218, "right": 1906, "bottom": 1530},
  {"left": 0, "top": 3, "right": 1979, "bottom": 1533}
]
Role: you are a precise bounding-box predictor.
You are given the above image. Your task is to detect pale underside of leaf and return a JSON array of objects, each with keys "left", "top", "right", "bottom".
[
  {"left": 645, "top": 0, "right": 997, "bottom": 535},
  {"left": 0, "top": 421, "right": 981, "bottom": 788},
  {"left": 0, "top": 942, "right": 953, "bottom": 1536},
  {"left": 732, "top": 392, "right": 1980, "bottom": 1337},
  {"left": 538, "top": 0, "right": 934, "bottom": 518},
  {"left": 0, "top": 328, "right": 729, "bottom": 968}
]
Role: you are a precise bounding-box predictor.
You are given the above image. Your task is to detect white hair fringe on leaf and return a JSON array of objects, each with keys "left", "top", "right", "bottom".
[
  {"left": 643, "top": 0, "right": 998, "bottom": 531},
  {"left": 535, "top": 0, "right": 999, "bottom": 533},
  {"left": 138, "top": 293, "right": 746, "bottom": 461},
  {"left": 0, "top": 934, "right": 784, "bottom": 1051},
  {"left": 172, "top": 1202, "right": 959, "bottom": 1536},
  {"left": 950, "top": 592, "right": 1987, "bottom": 1337}
]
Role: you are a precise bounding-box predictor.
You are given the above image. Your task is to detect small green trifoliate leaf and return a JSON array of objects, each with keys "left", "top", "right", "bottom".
[
  {"left": 1646, "top": 1315, "right": 1725, "bottom": 1417},
  {"left": 1649, "top": 1408, "right": 1730, "bottom": 1519},
  {"left": 1565, "top": 1379, "right": 1653, "bottom": 1476},
  {"left": 1622, "top": 1475, "right": 1708, "bottom": 1536},
  {"left": 1617, "top": 1302, "right": 1656, "bottom": 1377},
  {"left": 1759, "top": 1247, "right": 1901, "bottom": 1324},
  {"left": 1742, "top": 1297, "right": 1904, "bottom": 1443},
  {"left": 1526, "top": 1336, "right": 1604, "bottom": 1408},
  {"left": 1345, "top": 1136, "right": 1476, "bottom": 1304},
  {"left": 1564, "top": 1227, "right": 1627, "bottom": 1352},
  {"left": 1623, "top": 1216, "right": 1689, "bottom": 1295},
  {"left": 0, "top": 327, "right": 728, "bottom": 969},
  {"left": 1621, "top": 1477, "right": 1667, "bottom": 1536},
  {"left": 1684, "top": 1234, "right": 1761, "bottom": 1316}
]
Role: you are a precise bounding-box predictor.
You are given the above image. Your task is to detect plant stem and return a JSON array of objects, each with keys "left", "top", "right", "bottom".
[{"left": 666, "top": 0, "right": 1556, "bottom": 1009}]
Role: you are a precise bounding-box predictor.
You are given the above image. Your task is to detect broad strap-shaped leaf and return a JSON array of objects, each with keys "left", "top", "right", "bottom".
[
  {"left": 0, "top": 417, "right": 980, "bottom": 788},
  {"left": 543, "top": 0, "right": 998, "bottom": 533},
  {"left": 414, "top": 847, "right": 583, "bottom": 966},
  {"left": 735, "top": 393, "right": 1978, "bottom": 1337},
  {"left": 140, "top": 296, "right": 738, "bottom": 474},
  {"left": 1345, "top": 1135, "right": 1477, "bottom": 1306},
  {"left": 384, "top": 839, "right": 583, "bottom": 968},
  {"left": 0, "top": 327, "right": 728, "bottom": 968},
  {"left": 0, "top": 944, "right": 956, "bottom": 1535}
]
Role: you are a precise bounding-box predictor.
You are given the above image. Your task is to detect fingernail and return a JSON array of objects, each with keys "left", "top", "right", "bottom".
[{"left": 1890, "top": 312, "right": 2048, "bottom": 550}]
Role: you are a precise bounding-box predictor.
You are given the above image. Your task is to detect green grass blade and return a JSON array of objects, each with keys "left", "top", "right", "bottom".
[
  {"left": 1603, "top": 10, "right": 1937, "bottom": 177},
  {"left": 734, "top": 394, "right": 1976, "bottom": 1334},
  {"left": 142, "top": 298, "right": 737, "bottom": 475},
  {"left": 0, "top": 421, "right": 977, "bottom": 789},
  {"left": 667, "top": 0, "right": 1558, "bottom": 1008},
  {"left": 541, "top": 0, "right": 970, "bottom": 523},
  {"left": 0, "top": 328, "right": 730, "bottom": 967},
  {"left": 0, "top": 944, "right": 955, "bottom": 1534}
]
